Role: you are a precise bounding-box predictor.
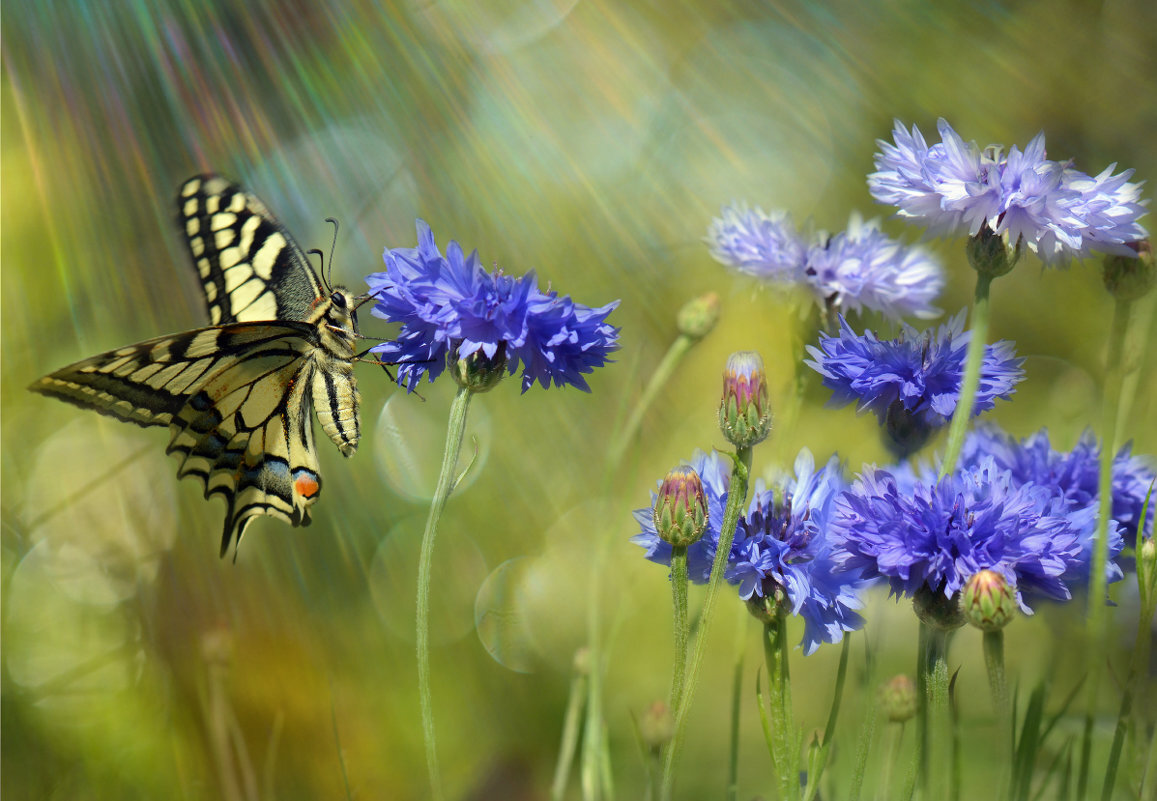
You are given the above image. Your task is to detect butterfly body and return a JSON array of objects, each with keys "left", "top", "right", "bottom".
[{"left": 31, "top": 175, "right": 361, "bottom": 556}]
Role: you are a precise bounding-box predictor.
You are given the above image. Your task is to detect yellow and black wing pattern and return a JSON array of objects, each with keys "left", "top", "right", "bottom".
[{"left": 31, "top": 176, "right": 361, "bottom": 557}]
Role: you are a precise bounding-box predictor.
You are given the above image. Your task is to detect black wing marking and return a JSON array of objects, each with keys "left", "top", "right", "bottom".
[{"left": 177, "top": 175, "right": 325, "bottom": 325}]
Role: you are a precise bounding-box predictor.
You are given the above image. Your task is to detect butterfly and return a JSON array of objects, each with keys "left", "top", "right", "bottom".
[{"left": 30, "top": 175, "right": 364, "bottom": 557}]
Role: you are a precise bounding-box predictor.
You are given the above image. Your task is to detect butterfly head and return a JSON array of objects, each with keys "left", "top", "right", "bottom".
[{"left": 311, "top": 286, "right": 361, "bottom": 356}]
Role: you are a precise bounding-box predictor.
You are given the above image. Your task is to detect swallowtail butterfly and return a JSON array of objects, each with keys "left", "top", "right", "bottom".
[{"left": 30, "top": 175, "right": 362, "bottom": 557}]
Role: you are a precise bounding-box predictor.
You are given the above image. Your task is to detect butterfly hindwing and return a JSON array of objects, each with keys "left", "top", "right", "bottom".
[{"left": 178, "top": 175, "right": 324, "bottom": 325}]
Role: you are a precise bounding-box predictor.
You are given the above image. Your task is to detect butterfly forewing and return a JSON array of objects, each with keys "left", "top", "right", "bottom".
[
  {"left": 178, "top": 175, "right": 324, "bottom": 325},
  {"left": 31, "top": 175, "right": 362, "bottom": 557}
]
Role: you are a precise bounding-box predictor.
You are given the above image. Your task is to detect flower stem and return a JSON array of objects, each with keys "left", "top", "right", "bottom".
[
  {"left": 940, "top": 272, "right": 993, "bottom": 478},
  {"left": 982, "top": 629, "right": 1010, "bottom": 795},
  {"left": 660, "top": 446, "right": 752, "bottom": 800},
  {"left": 584, "top": 331, "right": 701, "bottom": 801},
  {"left": 1078, "top": 292, "right": 1133, "bottom": 798},
  {"left": 763, "top": 611, "right": 798, "bottom": 801},
  {"left": 416, "top": 384, "right": 473, "bottom": 801},
  {"left": 727, "top": 604, "right": 746, "bottom": 801},
  {"left": 668, "top": 545, "right": 690, "bottom": 714},
  {"left": 551, "top": 654, "right": 589, "bottom": 801}
]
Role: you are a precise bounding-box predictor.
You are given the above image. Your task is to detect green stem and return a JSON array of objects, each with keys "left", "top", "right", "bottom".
[
  {"left": 803, "top": 635, "right": 851, "bottom": 801},
  {"left": 660, "top": 446, "right": 752, "bottom": 800},
  {"left": 551, "top": 658, "right": 589, "bottom": 801},
  {"left": 669, "top": 546, "right": 690, "bottom": 714},
  {"left": 1079, "top": 293, "right": 1133, "bottom": 799},
  {"left": 727, "top": 604, "right": 746, "bottom": 801},
  {"left": 416, "top": 385, "right": 473, "bottom": 801},
  {"left": 764, "top": 612, "right": 797, "bottom": 801},
  {"left": 983, "top": 630, "right": 1010, "bottom": 799},
  {"left": 927, "top": 629, "right": 951, "bottom": 801},
  {"left": 940, "top": 272, "right": 994, "bottom": 479},
  {"left": 607, "top": 334, "right": 695, "bottom": 469},
  {"left": 584, "top": 332, "right": 698, "bottom": 801}
]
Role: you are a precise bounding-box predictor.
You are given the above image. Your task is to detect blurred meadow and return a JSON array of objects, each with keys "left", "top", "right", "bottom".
[{"left": 2, "top": 1, "right": 1156, "bottom": 799}]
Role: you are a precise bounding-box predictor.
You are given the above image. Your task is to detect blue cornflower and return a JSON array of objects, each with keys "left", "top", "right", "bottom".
[
  {"left": 804, "top": 312, "right": 1024, "bottom": 450},
  {"left": 962, "top": 424, "right": 1155, "bottom": 549},
  {"left": 830, "top": 458, "right": 1114, "bottom": 611},
  {"left": 708, "top": 206, "right": 944, "bottom": 320},
  {"left": 707, "top": 205, "right": 806, "bottom": 282},
  {"left": 869, "top": 118, "right": 1149, "bottom": 263},
  {"left": 366, "top": 220, "right": 620, "bottom": 392},
  {"left": 632, "top": 450, "right": 733, "bottom": 583},
  {"left": 633, "top": 449, "right": 867, "bottom": 654},
  {"left": 728, "top": 450, "right": 867, "bottom": 654}
]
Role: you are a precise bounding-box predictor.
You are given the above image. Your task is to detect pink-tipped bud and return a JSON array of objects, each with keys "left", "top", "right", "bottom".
[
  {"left": 653, "top": 466, "right": 709, "bottom": 548},
  {"left": 719, "top": 351, "right": 771, "bottom": 449}
]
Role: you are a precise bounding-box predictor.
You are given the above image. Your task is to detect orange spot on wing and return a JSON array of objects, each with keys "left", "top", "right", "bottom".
[{"left": 295, "top": 472, "right": 320, "bottom": 499}]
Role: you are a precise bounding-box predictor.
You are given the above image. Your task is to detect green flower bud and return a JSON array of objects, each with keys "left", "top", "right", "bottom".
[
  {"left": 652, "top": 466, "right": 709, "bottom": 548},
  {"left": 451, "top": 341, "right": 508, "bottom": 393},
  {"left": 913, "top": 584, "right": 965, "bottom": 631},
  {"left": 639, "top": 700, "right": 675, "bottom": 750},
  {"left": 879, "top": 675, "right": 917, "bottom": 723},
  {"left": 719, "top": 351, "right": 772, "bottom": 449},
  {"left": 966, "top": 224, "right": 1019, "bottom": 280},
  {"left": 1102, "top": 241, "right": 1155, "bottom": 302},
  {"left": 962, "top": 569, "right": 1019, "bottom": 632},
  {"left": 676, "top": 291, "right": 721, "bottom": 341}
]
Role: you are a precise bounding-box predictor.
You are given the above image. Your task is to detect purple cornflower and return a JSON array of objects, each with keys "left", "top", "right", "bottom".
[
  {"left": 869, "top": 118, "right": 1149, "bottom": 264},
  {"left": 962, "top": 424, "right": 1155, "bottom": 549},
  {"left": 728, "top": 450, "right": 867, "bottom": 654},
  {"left": 366, "top": 220, "right": 620, "bottom": 392},
  {"left": 708, "top": 206, "right": 944, "bottom": 319},
  {"left": 830, "top": 457, "right": 1118, "bottom": 612},
  {"left": 804, "top": 313, "right": 1023, "bottom": 456},
  {"left": 633, "top": 449, "right": 867, "bottom": 654}
]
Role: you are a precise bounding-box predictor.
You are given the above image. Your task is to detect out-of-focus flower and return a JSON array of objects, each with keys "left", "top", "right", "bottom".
[
  {"left": 708, "top": 206, "right": 944, "bottom": 319},
  {"left": 869, "top": 118, "right": 1149, "bottom": 264},
  {"left": 366, "top": 220, "right": 620, "bottom": 392}
]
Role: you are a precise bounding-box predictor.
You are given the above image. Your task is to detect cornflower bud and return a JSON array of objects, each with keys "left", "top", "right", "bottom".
[
  {"left": 639, "top": 700, "right": 675, "bottom": 750},
  {"left": 1102, "top": 241, "right": 1155, "bottom": 302},
  {"left": 962, "top": 569, "right": 1018, "bottom": 632},
  {"left": 652, "top": 466, "right": 708, "bottom": 548},
  {"left": 966, "top": 223, "right": 1019, "bottom": 280},
  {"left": 913, "top": 584, "right": 965, "bottom": 631},
  {"left": 451, "top": 341, "right": 508, "bottom": 393},
  {"left": 719, "top": 351, "right": 771, "bottom": 449},
  {"left": 879, "top": 675, "right": 917, "bottom": 723},
  {"left": 676, "top": 291, "right": 721, "bottom": 341}
]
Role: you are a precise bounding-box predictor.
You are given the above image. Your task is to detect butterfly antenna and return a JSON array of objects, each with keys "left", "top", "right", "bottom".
[
  {"left": 325, "top": 217, "right": 340, "bottom": 289},
  {"left": 307, "top": 248, "right": 325, "bottom": 281}
]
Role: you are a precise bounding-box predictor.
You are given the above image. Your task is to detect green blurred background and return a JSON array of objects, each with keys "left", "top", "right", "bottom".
[{"left": 3, "top": 1, "right": 1155, "bottom": 799}]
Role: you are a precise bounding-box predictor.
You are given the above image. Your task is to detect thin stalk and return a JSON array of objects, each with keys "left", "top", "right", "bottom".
[
  {"left": 584, "top": 332, "right": 698, "bottom": 801},
  {"left": 551, "top": 660, "right": 589, "bottom": 801},
  {"left": 984, "top": 629, "right": 1011, "bottom": 797},
  {"left": 764, "top": 613, "right": 797, "bottom": 801},
  {"left": 940, "top": 272, "right": 994, "bottom": 478},
  {"left": 927, "top": 628, "right": 951, "bottom": 801},
  {"left": 727, "top": 605, "right": 746, "bottom": 801},
  {"left": 802, "top": 635, "right": 851, "bottom": 801},
  {"left": 416, "top": 384, "right": 473, "bottom": 801},
  {"left": 660, "top": 447, "right": 753, "bottom": 800},
  {"left": 669, "top": 546, "right": 691, "bottom": 714},
  {"left": 1079, "top": 293, "right": 1133, "bottom": 798}
]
